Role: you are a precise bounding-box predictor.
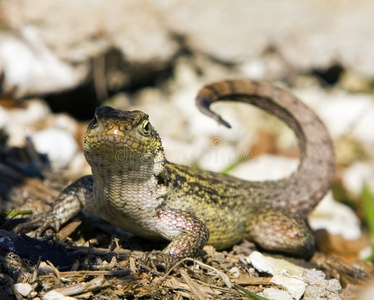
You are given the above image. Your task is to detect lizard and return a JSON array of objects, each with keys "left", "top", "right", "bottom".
[{"left": 14, "top": 79, "right": 335, "bottom": 266}]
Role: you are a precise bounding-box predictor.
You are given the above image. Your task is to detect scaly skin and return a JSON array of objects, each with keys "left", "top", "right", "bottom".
[{"left": 14, "top": 80, "right": 335, "bottom": 264}]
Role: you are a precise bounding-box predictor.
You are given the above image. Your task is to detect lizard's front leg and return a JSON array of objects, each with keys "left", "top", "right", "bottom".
[
  {"left": 153, "top": 208, "right": 210, "bottom": 266},
  {"left": 14, "top": 175, "right": 93, "bottom": 237}
]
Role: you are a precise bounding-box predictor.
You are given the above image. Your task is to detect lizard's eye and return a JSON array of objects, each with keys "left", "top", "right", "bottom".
[
  {"left": 140, "top": 120, "right": 151, "bottom": 136},
  {"left": 91, "top": 115, "right": 99, "bottom": 128}
]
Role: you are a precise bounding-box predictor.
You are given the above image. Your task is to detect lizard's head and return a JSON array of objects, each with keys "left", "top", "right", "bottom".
[{"left": 84, "top": 106, "right": 163, "bottom": 168}]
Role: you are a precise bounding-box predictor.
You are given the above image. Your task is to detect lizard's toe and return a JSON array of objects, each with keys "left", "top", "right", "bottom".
[
  {"left": 146, "top": 252, "right": 175, "bottom": 272},
  {"left": 13, "top": 213, "right": 61, "bottom": 237}
]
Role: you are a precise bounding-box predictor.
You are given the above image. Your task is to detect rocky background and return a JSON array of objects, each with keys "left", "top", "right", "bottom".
[{"left": 1, "top": 1, "right": 374, "bottom": 299}]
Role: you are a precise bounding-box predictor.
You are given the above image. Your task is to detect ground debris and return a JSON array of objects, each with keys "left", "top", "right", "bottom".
[
  {"left": 1, "top": 219, "right": 370, "bottom": 299},
  {"left": 0, "top": 229, "right": 76, "bottom": 270},
  {"left": 0, "top": 239, "right": 266, "bottom": 299}
]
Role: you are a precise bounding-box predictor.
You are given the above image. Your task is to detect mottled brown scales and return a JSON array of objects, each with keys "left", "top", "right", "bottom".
[{"left": 15, "top": 80, "right": 335, "bottom": 265}]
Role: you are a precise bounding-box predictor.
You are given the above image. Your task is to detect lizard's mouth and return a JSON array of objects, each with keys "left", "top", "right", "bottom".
[
  {"left": 85, "top": 130, "right": 152, "bottom": 151},
  {"left": 84, "top": 129, "right": 159, "bottom": 166}
]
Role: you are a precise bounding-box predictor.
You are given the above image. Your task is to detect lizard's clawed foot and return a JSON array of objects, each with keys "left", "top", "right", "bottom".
[
  {"left": 13, "top": 213, "right": 61, "bottom": 237},
  {"left": 146, "top": 251, "right": 176, "bottom": 272}
]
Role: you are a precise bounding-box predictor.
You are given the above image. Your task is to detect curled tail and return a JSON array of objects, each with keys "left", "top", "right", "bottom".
[{"left": 196, "top": 80, "right": 335, "bottom": 218}]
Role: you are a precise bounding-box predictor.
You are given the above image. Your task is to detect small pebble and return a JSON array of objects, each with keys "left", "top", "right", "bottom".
[
  {"left": 32, "top": 128, "right": 79, "bottom": 170},
  {"left": 271, "top": 275, "right": 306, "bottom": 300},
  {"left": 43, "top": 290, "right": 77, "bottom": 300},
  {"left": 261, "top": 287, "right": 293, "bottom": 300},
  {"left": 302, "top": 269, "right": 342, "bottom": 300},
  {"left": 228, "top": 266, "right": 240, "bottom": 278},
  {"left": 247, "top": 251, "right": 274, "bottom": 275},
  {"left": 309, "top": 192, "right": 361, "bottom": 240},
  {"left": 14, "top": 283, "right": 33, "bottom": 297},
  {"left": 342, "top": 162, "right": 374, "bottom": 197}
]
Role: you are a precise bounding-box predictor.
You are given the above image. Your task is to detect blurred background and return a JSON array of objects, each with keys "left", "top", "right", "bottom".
[{"left": 0, "top": 0, "right": 374, "bottom": 297}]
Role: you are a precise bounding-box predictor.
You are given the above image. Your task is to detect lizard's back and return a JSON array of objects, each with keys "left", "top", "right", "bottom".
[{"left": 162, "top": 162, "right": 269, "bottom": 249}]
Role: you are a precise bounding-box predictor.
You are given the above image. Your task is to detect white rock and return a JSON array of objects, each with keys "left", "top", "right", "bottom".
[
  {"left": 0, "top": 106, "right": 10, "bottom": 129},
  {"left": 1, "top": 99, "right": 51, "bottom": 147},
  {"left": 230, "top": 154, "right": 298, "bottom": 181},
  {"left": 247, "top": 251, "right": 274, "bottom": 275},
  {"left": 302, "top": 269, "right": 327, "bottom": 284},
  {"left": 43, "top": 290, "right": 77, "bottom": 300},
  {"left": 53, "top": 114, "right": 79, "bottom": 134},
  {"left": 309, "top": 192, "right": 362, "bottom": 240},
  {"left": 240, "top": 58, "right": 267, "bottom": 80},
  {"left": 31, "top": 128, "right": 79, "bottom": 170},
  {"left": 271, "top": 275, "right": 306, "bottom": 300},
  {"left": 7, "top": 99, "right": 51, "bottom": 126},
  {"left": 228, "top": 267, "right": 240, "bottom": 278},
  {"left": 0, "top": 27, "right": 87, "bottom": 98},
  {"left": 341, "top": 162, "right": 374, "bottom": 197},
  {"left": 296, "top": 89, "right": 374, "bottom": 146},
  {"left": 262, "top": 287, "right": 293, "bottom": 300},
  {"left": 248, "top": 252, "right": 306, "bottom": 277},
  {"left": 1, "top": 0, "right": 374, "bottom": 100},
  {"left": 327, "top": 279, "right": 342, "bottom": 294},
  {"left": 14, "top": 283, "right": 33, "bottom": 297},
  {"left": 303, "top": 269, "right": 342, "bottom": 300},
  {"left": 359, "top": 245, "right": 373, "bottom": 261},
  {"left": 323, "top": 93, "right": 374, "bottom": 146},
  {"left": 158, "top": 0, "right": 374, "bottom": 76}
]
